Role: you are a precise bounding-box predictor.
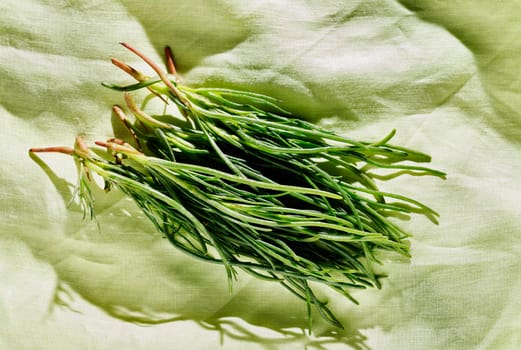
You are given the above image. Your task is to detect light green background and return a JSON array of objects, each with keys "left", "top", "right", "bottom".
[{"left": 1, "top": 1, "right": 520, "bottom": 349}]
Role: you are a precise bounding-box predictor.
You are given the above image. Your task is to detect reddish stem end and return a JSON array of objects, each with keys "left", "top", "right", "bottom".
[
  {"left": 95, "top": 140, "right": 142, "bottom": 155},
  {"left": 164, "top": 46, "right": 177, "bottom": 74},
  {"left": 111, "top": 57, "right": 146, "bottom": 81},
  {"left": 29, "top": 146, "right": 74, "bottom": 155},
  {"left": 119, "top": 42, "right": 182, "bottom": 101}
]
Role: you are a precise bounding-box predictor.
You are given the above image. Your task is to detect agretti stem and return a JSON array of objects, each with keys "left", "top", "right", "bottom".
[{"left": 29, "top": 146, "right": 74, "bottom": 155}]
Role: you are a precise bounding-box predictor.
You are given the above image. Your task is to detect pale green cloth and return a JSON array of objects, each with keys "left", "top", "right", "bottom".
[{"left": 1, "top": 1, "right": 520, "bottom": 349}]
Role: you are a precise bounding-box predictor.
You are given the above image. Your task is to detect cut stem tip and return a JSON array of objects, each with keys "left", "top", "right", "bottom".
[
  {"left": 29, "top": 146, "right": 74, "bottom": 155},
  {"left": 95, "top": 140, "right": 142, "bottom": 155},
  {"left": 164, "top": 46, "right": 177, "bottom": 74},
  {"left": 110, "top": 57, "right": 146, "bottom": 81}
]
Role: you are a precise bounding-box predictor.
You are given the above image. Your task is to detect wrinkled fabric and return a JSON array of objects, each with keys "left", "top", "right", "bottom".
[{"left": 1, "top": 1, "right": 520, "bottom": 349}]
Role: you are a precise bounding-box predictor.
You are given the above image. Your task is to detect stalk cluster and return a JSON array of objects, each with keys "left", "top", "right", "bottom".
[{"left": 30, "top": 43, "right": 445, "bottom": 330}]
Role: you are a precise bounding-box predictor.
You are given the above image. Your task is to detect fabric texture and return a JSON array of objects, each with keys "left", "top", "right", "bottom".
[{"left": 1, "top": 1, "right": 520, "bottom": 349}]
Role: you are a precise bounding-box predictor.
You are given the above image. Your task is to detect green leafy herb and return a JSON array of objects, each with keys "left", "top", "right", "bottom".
[{"left": 30, "top": 43, "right": 445, "bottom": 331}]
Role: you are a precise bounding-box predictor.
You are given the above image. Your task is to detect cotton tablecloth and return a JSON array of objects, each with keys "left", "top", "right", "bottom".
[{"left": 1, "top": 1, "right": 520, "bottom": 349}]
